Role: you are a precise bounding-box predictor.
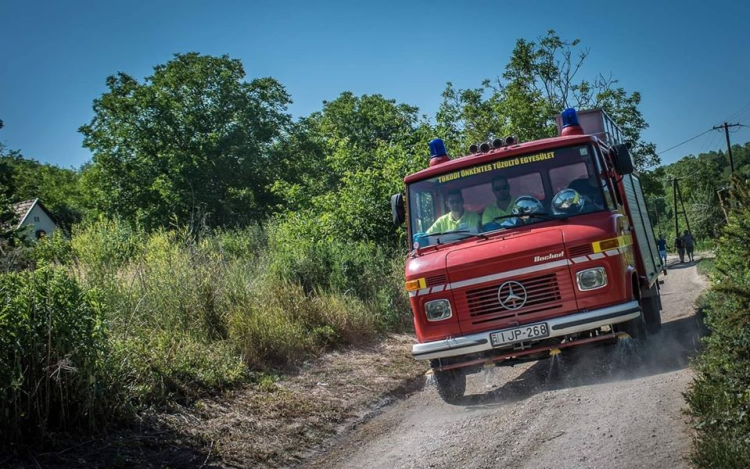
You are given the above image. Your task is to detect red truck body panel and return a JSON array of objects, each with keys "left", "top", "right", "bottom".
[{"left": 402, "top": 110, "right": 661, "bottom": 351}]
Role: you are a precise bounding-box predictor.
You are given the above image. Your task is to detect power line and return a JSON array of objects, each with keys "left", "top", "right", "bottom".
[
  {"left": 724, "top": 101, "right": 750, "bottom": 122},
  {"left": 657, "top": 128, "right": 713, "bottom": 155},
  {"left": 712, "top": 122, "right": 741, "bottom": 173},
  {"left": 698, "top": 127, "right": 720, "bottom": 154}
]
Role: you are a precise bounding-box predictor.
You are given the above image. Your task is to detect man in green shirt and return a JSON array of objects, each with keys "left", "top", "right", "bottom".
[
  {"left": 482, "top": 176, "right": 516, "bottom": 226},
  {"left": 427, "top": 190, "right": 481, "bottom": 234}
]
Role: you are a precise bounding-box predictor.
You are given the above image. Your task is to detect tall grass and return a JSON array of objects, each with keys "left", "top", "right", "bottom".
[
  {"left": 70, "top": 218, "right": 409, "bottom": 369},
  {"left": 0, "top": 266, "right": 105, "bottom": 445},
  {"left": 1, "top": 215, "right": 411, "bottom": 448}
]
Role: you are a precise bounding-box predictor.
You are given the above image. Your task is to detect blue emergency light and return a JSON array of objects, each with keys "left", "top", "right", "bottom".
[
  {"left": 561, "top": 108, "right": 579, "bottom": 128},
  {"left": 429, "top": 138, "right": 447, "bottom": 158}
]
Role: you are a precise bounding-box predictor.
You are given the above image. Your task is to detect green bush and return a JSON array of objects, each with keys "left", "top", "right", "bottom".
[
  {"left": 687, "top": 179, "right": 750, "bottom": 468},
  {"left": 265, "top": 215, "right": 411, "bottom": 330},
  {"left": 30, "top": 232, "right": 73, "bottom": 266},
  {"left": 695, "top": 258, "right": 716, "bottom": 278},
  {"left": 1, "top": 215, "right": 412, "bottom": 444},
  {"left": 212, "top": 224, "right": 267, "bottom": 261},
  {"left": 67, "top": 217, "right": 409, "bottom": 396},
  {"left": 695, "top": 237, "right": 717, "bottom": 253},
  {"left": 71, "top": 217, "right": 144, "bottom": 278},
  {"left": 228, "top": 280, "right": 379, "bottom": 369},
  {"left": 103, "top": 331, "right": 246, "bottom": 409},
  {"left": 0, "top": 266, "right": 105, "bottom": 446}
]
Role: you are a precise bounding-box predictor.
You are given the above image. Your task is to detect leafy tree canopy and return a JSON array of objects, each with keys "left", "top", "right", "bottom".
[
  {"left": 642, "top": 142, "right": 750, "bottom": 239},
  {"left": 270, "top": 92, "right": 433, "bottom": 244},
  {"left": 436, "top": 30, "right": 658, "bottom": 170},
  {"left": 79, "top": 53, "right": 292, "bottom": 230}
]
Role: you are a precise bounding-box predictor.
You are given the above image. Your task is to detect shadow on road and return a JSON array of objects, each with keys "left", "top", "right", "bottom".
[
  {"left": 666, "top": 261, "right": 698, "bottom": 270},
  {"left": 460, "top": 313, "right": 707, "bottom": 408},
  {"left": 4, "top": 418, "right": 217, "bottom": 469}
]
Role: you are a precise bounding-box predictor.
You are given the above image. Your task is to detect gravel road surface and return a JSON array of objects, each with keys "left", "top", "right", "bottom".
[{"left": 308, "top": 257, "right": 707, "bottom": 469}]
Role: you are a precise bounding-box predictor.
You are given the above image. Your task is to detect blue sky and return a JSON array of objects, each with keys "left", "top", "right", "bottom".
[{"left": 1, "top": 0, "right": 749, "bottom": 169}]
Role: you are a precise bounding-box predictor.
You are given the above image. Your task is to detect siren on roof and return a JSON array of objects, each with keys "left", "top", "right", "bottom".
[
  {"left": 428, "top": 138, "right": 451, "bottom": 166},
  {"left": 560, "top": 108, "right": 584, "bottom": 136}
]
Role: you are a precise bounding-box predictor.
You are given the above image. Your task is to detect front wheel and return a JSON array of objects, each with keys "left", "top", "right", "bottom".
[
  {"left": 433, "top": 367, "right": 466, "bottom": 403},
  {"left": 618, "top": 308, "right": 648, "bottom": 341}
]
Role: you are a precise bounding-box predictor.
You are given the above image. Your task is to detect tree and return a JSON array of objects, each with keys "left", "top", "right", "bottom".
[
  {"left": 639, "top": 142, "right": 750, "bottom": 240},
  {"left": 0, "top": 144, "right": 83, "bottom": 231},
  {"left": 79, "top": 53, "right": 292, "bottom": 229},
  {"left": 271, "top": 92, "right": 433, "bottom": 244},
  {"left": 436, "top": 30, "right": 658, "bottom": 170}
]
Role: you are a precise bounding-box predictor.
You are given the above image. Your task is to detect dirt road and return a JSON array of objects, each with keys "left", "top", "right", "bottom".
[{"left": 307, "top": 257, "right": 707, "bottom": 469}]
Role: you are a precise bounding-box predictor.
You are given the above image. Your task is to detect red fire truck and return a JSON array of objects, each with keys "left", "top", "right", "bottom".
[{"left": 391, "top": 108, "right": 664, "bottom": 402}]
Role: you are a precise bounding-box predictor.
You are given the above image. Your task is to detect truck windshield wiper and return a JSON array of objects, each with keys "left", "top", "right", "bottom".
[
  {"left": 453, "top": 232, "right": 488, "bottom": 241},
  {"left": 527, "top": 212, "right": 569, "bottom": 222},
  {"left": 421, "top": 230, "right": 487, "bottom": 244},
  {"left": 493, "top": 213, "right": 568, "bottom": 222},
  {"left": 423, "top": 230, "right": 470, "bottom": 237}
]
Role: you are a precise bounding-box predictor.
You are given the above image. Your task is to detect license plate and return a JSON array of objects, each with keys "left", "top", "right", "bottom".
[{"left": 490, "top": 323, "right": 549, "bottom": 347}]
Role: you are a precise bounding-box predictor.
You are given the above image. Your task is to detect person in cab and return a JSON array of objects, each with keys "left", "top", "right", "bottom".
[
  {"left": 427, "top": 190, "right": 481, "bottom": 234},
  {"left": 482, "top": 176, "right": 516, "bottom": 227}
]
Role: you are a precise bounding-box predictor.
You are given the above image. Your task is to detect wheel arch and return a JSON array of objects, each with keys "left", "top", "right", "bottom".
[{"left": 628, "top": 268, "right": 640, "bottom": 301}]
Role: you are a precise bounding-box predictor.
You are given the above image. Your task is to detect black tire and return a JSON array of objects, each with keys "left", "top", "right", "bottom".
[
  {"left": 642, "top": 295, "right": 662, "bottom": 335},
  {"left": 618, "top": 308, "right": 648, "bottom": 341},
  {"left": 433, "top": 368, "right": 466, "bottom": 403}
]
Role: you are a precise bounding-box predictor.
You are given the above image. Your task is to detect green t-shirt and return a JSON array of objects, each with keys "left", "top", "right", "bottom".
[
  {"left": 427, "top": 210, "right": 481, "bottom": 234},
  {"left": 482, "top": 198, "right": 517, "bottom": 225}
]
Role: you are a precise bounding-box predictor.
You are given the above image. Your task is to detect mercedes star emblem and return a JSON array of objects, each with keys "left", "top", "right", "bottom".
[{"left": 497, "top": 281, "right": 527, "bottom": 310}]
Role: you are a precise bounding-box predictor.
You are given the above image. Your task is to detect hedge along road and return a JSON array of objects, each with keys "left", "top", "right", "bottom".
[{"left": 307, "top": 256, "right": 707, "bottom": 469}]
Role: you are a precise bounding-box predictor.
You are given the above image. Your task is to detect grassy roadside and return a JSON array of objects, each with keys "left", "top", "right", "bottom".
[
  {"left": 686, "top": 181, "right": 750, "bottom": 468},
  {"left": 0, "top": 217, "right": 414, "bottom": 460},
  {"left": 6, "top": 334, "right": 427, "bottom": 468},
  {"left": 695, "top": 257, "right": 715, "bottom": 278}
]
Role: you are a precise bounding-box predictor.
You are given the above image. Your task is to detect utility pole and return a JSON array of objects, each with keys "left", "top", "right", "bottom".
[
  {"left": 712, "top": 122, "right": 741, "bottom": 174},
  {"left": 672, "top": 178, "right": 691, "bottom": 239},
  {"left": 717, "top": 188, "right": 730, "bottom": 223},
  {"left": 676, "top": 179, "right": 691, "bottom": 234},
  {"left": 673, "top": 178, "right": 679, "bottom": 238}
]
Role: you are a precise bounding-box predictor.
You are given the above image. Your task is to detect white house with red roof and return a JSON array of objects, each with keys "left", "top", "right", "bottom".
[{"left": 12, "top": 199, "right": 57, "bottom": 240}]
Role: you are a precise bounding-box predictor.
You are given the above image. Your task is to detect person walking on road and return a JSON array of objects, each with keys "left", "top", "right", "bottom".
[
  {"left": 657, "top": 233, "right": 668, "bottom": 273},
  {"left": 675, "top": 234, "right": 685, "bottom": 263},
  {"left": 683, "top": 230, "right": 695, "bottom": 262}
]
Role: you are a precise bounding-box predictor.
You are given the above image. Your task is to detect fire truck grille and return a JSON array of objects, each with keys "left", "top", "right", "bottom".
[{"left": 465, "top": 273, "right": 562, "bottom": 322}]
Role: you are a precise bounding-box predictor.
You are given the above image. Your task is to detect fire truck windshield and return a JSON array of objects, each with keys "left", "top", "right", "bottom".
[{"left": 408, "top": 144, "right": 611, "bottom": 247}]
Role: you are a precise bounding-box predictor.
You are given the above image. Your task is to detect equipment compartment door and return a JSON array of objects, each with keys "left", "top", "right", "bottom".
[{"left": 622, "top": 174, "right": 661, "bottom": 286}]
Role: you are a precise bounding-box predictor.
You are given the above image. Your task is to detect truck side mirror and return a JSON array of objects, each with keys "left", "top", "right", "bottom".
[
  {"left": 614, "top": 143, "right": 635, "bottom": 175},
  {"left": 391, "top": 193, "right": 406, "bottom": 226}
]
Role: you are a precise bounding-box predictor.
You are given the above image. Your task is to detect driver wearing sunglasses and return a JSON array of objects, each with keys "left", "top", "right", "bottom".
[{"left": 482, "top": 176, "right": 516, "bottom": 226}]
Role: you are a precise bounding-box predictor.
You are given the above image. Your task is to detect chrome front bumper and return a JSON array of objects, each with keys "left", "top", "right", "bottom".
[{"left": 412, "top": 301, "right": 640, "bottom": 361}]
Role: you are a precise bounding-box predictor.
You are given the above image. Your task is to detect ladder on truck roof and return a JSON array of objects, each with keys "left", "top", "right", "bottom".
[{"left": 555, "top": 108, "right": 625, "bottom": 147}]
